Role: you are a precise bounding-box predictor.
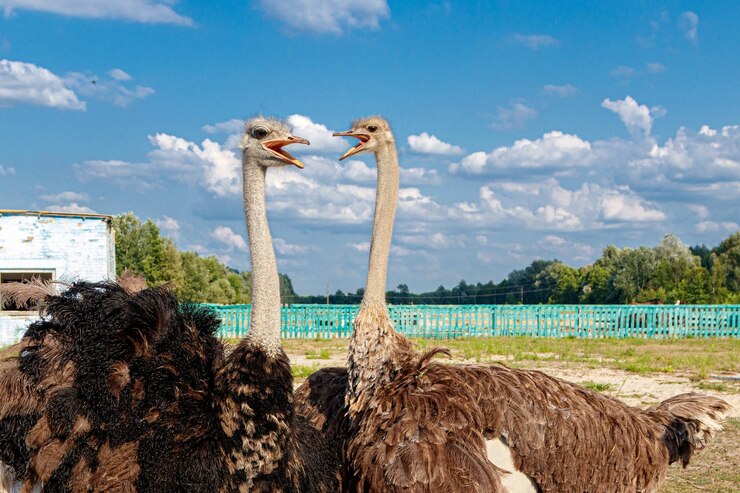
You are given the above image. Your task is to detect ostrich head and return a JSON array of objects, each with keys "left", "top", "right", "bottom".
[
  {"left": 242, "top": 116, "right": 309, "bottom": 168},
  {"left": 333, "top": 116, "right": 394, "bottom": 161}
]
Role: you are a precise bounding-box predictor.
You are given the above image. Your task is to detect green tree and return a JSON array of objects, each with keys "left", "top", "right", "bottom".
[{"left": 113, "top": 213, "right": 183, "bottom": 288}]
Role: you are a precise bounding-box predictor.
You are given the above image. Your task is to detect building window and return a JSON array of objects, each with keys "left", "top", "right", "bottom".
[{"left": 0, "top": 271, "right": 54, "bottom": 311}]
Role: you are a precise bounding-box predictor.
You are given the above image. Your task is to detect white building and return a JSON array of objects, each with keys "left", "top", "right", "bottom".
[{"left": 0, "top": 210, "right": 116, "bottom": 345}]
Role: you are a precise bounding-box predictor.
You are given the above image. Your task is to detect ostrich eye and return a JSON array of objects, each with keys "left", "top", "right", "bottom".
[
  {"left": 251, "top": 127, "right": 269, "bottom": 139},
  {"left": 368, "top": 125, "right": 378, "bottom": 133}
]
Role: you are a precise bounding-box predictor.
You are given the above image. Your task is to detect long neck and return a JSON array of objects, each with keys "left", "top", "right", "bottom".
[
  {"left": 362, "top": 140, "right": 399, "bottom": 303},
  {"left": 243, "top": 159, "right": 281, "bottom": 355},
  {"left": 347, "top": 138, "right": 410, "bottom": 414}
]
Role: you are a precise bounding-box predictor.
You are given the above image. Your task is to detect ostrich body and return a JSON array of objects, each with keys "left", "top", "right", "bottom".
[
  {"left": 0, "top": 117, "right": 338, "bottom": 492},
  {"left": 295, "top": 116, "right": 730, "bottom": 493}
]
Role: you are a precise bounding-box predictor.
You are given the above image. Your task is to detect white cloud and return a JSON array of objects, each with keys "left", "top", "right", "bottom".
[
  {"left": 0, "top": 165, "right": 16, "bottom": 175},
  {"left": 452, "top": 131, "right": 593, "bottom": 174},
  {"left": 256, "top": 0, "right": 390, "bottom": 34},
  {"left": 487, "top": 131, "right": 593, "bottom": 169},
  {"left": 407, "top": 132, "right": 463, "bottom": 155},
  {"left": 203, "top": 118, "right": 243, "bottom": 135},
  {"left": 0, "top": 0, "right": 193, "bottom": 26},
  {"left": 77, "top": 133, "right": 241, "bottom": 196},
  {"left": 696, "top": 221, "right": 739, "bottom": 233},
  {"left": 44, "top": 202, "right": 97, "bottom": 214},
  {"left": 463, "top": 179, "right": 665, "bottom": 231},
  {"left": 492, "top": 102, "right": 537, "bottom": 130},
  {"left": 287, "top": 114, "right": 345, "bottom": 152},
  {"left": 600, "top": 189, "right": 666, "bottom": 222},
  {"left": 400, "top": 167, "right": 441, "bottom": 185},
  {"left": 601, "top": 96, "right": 658, "bottom": 138},
  {"left": 211, "top": 226, "right": 247, "bottom": 252},
  {"left": 536, "top": 235, "right": 595, "bottom": 261},
  {"left": 645, "top": 62, "right": 666, "bottom": 74},
  {"left": 155, "top": 216, "right": 180, "bottom": 237},
  {"left": 679, "top": 11, "right": 699, "bottom": 43},
  {"left": 630, "top": 125, "right": 740, "bottom": 181},
  {"left": 273, "top": 238, "right": 309, "bottom": 255},
  {"left": 0, "top": 59, "right": 85, "bottom": 110},
  {"left": 64, "top": 70, "right": 154, "bottom": 107},
  {"left": 352, "top": 242, "right": 370, "bottom": 252},
  {"left": 108, "top": 68, "right": 131, "bottom": 81},
  {"left": 40, "top": 191, "right": 88, "bottom": 202},
  {"left": 542, "top": 84, "right": 578, "bottom": 97},
  {"left": 509, "top": 34, "right": 560, "bottom": 49}
]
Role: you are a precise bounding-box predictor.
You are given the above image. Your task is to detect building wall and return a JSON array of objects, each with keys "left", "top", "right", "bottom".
[
  {"left": 0, "top": 214, "right": 115, "bottom": 282},
  {"left": 0, "top": 213, "right": 115, "bottom": 346}
]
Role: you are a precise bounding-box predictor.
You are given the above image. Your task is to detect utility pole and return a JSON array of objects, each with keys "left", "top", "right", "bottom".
[
  {"left": 326, "top": 283, "right": 330, "bottom": 306},
  {"left": 520, "top": 286, "right": 524, "bottom": 304}
]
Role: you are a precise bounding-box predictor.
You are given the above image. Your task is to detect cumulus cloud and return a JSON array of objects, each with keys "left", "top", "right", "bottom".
[
  {"left": 255, "top": 0, "right": 390, "bottom": 34},
  {"left": 509, "top": 34, "right": 560, "bottom": 49},
  {"left": 601, "top": 96, "right": 662, "bottom": 138},
  {"left": 407, "top": 132, "right": 463, "bottom": 155},
  {"left": 287, "top": 114, "right": 345, "bottom": 152},
  {"left": 542, "top": 84, "right": 578, "bottom": 97},
  {"left": 679, "top": 11, "right": 699, "bottom": 43},
  {"left": 77, "top": 133, "right": 241, "bottom": 195},
  {"left": 460, "top": 178, "right": 665, "bottom": 231},
  {"left": 630, "top": 125, "right": 740, "bottom": 182},
  {"left": 0, "top": 59, "right": 85, "bottom": 110},
  {"left": 451, "top": 131, "right": 593, "bottom": 174},
  {"left": 492, "top": 102, "right": 537, "bottom": 130},
  {"left": 0, "top": 0, "right": 193, "bottom": 26},
  {"left": 211, "top": 226, "right": 247, "bottom": 252},
  {"left": 0, "top": 60, "right": 153, "bottom": 110}
]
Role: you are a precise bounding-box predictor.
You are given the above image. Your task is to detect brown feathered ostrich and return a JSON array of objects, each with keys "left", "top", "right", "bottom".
[
  {"left": 295, "top": 115, "right": 730, "bottom": 493},
  {"left": 0, "top": 117, "right": 339, "bottom": 492}
]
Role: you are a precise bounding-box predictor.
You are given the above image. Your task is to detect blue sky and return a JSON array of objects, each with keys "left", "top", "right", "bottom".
[{"left": 0, "top": 0, "right": 738, "bottom": 294}]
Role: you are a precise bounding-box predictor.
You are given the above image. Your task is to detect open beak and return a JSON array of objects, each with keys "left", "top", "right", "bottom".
[
  {"left": 333, "top": 130, "right": 370, "bottom": 161},
  {"left": 262, "top": 136, "right": 310, "bottom": 168}
]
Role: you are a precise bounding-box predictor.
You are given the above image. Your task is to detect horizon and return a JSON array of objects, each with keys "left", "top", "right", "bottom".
[{"left": 1, "top": 1, "right": 738, "bottom": 294}]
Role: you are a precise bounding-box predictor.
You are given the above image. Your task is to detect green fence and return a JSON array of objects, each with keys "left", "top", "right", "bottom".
[{"left": 212, "top": 304, "right": 740, "bottom": 339}]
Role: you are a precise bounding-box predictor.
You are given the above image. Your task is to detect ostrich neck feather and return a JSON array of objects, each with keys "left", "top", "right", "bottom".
[
  {"left": 241, "top": 159, "right": 282, "bottom": 355},
  {"left": 347, "top": 139, "right": 414, "bottom": 413}
]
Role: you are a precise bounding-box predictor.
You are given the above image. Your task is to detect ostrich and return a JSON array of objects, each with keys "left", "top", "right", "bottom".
[
  {"left": 0, "top": 117, "right": 339, "bottom": 492},
  {"left": 295, "top": 115, "right": 730, "bottom": 493}
]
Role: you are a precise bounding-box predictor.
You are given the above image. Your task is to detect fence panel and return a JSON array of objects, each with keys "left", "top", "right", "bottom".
[{"left": 209, "top": 304, "right": 740, "bottom": 339}]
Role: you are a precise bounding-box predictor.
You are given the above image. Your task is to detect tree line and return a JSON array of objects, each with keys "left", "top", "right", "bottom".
[{"left": 115, "top": 213, "right": 739, "bottom": 305}]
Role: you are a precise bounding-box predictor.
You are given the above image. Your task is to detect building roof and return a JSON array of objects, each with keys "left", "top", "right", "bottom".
[{"left": 0, "top": 210, "right": 113, "bottom": 222}]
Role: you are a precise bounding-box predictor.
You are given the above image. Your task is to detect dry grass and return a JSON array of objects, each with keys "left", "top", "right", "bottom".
[{"left": 659, "top": 418, "right": 740, "bottom": 493}]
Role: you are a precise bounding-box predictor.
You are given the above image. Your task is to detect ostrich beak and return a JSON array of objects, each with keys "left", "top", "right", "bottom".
[
  {"left": 333, "top": 130, "right": 370, "bottom": 161},
  {"left": 262, "top": 136, "right": 310, "bottom": 168}
]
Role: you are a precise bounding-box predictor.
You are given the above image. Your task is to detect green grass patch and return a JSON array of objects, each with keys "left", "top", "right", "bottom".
[
  {"left": 305, "top": 348, "right": 331, "bottom": 360},
  {"left": 292, "top": 364, "right": 322, "bottom": 379},
  {"left": 582, "top": 381, "right": 614, "bottom": 392}
]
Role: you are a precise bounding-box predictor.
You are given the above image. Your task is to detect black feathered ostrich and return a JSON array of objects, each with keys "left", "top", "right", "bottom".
[
  {"left": 296, "top": 115, "right": 730, "bottom": 493},
  {"left": 0, "top": 117, "right": 338, "bottom": 492}
]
